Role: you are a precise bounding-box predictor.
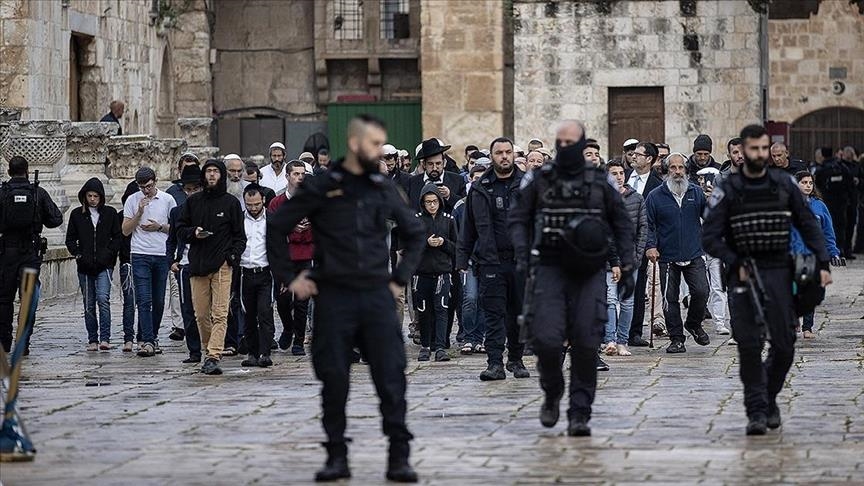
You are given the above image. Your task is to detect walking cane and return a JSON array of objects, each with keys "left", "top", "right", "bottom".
[
  {"left": 649, "top": 263, "right": 657, "bottom": 349},
  {"left": 0, "top": 267, "right": 39, "bottom": 462}
]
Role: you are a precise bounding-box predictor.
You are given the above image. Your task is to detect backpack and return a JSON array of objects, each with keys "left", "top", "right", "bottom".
[{"left": 0, "top": 181, "right": 39, "bottom": 233}]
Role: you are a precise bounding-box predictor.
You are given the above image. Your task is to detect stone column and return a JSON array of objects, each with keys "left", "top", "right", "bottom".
[
  {"left": 60, "top": 122, "right": 119, "bottom": 216},
  {"left": 1, "top": 120, "right": 72, "bottom": 246},
  {"left": 105, "top": 135, "right": 154, "bottom": 210},
  {"left": 177, "top": 117, "right": 219, "bottom": 163},
  {"left": 151, "top": 138, "right": 188, "bottom": 183}
]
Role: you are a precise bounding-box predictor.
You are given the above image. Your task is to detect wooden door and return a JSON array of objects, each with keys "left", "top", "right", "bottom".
[
  {"left": 790, "top": 107, "right": 864, "bottom": 162},
  {"left": 608, "top": 87, "right": 665, "bottom": 159}
]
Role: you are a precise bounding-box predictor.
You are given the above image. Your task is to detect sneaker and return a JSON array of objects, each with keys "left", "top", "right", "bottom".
[
  {"left": 506, "top": 360, "right": 530, "bottom": 378},
  {"left": 201, "top": 357, "right": 223, "bottom": 375},
  {"left": 616, "top": 344, "right": 632, "bottom": 356},
  {"left": 99, "top": 341, "right": 112, "bottom": 351},
  {"left": 629, "top": 335, "right": 649, "bottom": 347},
  {"left": 603, "top": 342, "right": 618, "bottom": 356},
  {"left": 168, "top": 327, "right": 185, "bottom": 341},
  {"left": 802, "top": 330, "right": 815, "bottom": 339},
  {"left": 666, "top": 341, "right": 686, "bottom": 353},
  {"left": 154, "top": 341, "right": 163, "bottom": 354},
  {"left": 241, "top": 354, "right": 259, "bottom": 367},
  {"left": 137, "top": 342, "right": 155, "bottom": 357},
  {"left": 417, "top": 347, "right": 431, "bottom": 362},
  {"left": 182, "top": 355, "right": 201, "bottom": 364},
  {"left": 270, "top": 339, "right": 278, "bottom": 350},
  {"left": 596, "top": 357, "right": 610, "bottom": 371},
  {"left": 652, "top": 321, "right": 667, "bottom": 337},
  {"left": 291, "top": 344, "right": 306, "bottom": 356},
  {"left": 278, "top": 333, "right": 291, "bottom": 350},
  {"left": 122, "top": 341, "right": 134, "bottom": 352},
  {"left": 434, "top": 349, "right": 450, "bottom": 362},
  {"left": 479, "top": 364, "right": 506, "bottom": 381},
  {"left": 460, "top": 342, "right": 474, "bottom": 355},
  {"left": 87, "top": 342, "right": 99, "bottom": 352},
  {"left": 746, "top": 414, "right": 768, "bottom": 435},
  {"left": 715, "top": 324, "right": 731, "bottom": 335},
  {"left": 473, "top": 343, "right": 486, "bottom": 354},
  {"left": 222, "top": 346, "right": 237, "bottom": 356},
  {"left": 686, "top": 325, "right": 710, "bottom": 346},
  {"left": 258, "top": 355, "right": 273, "bottom": 368}
]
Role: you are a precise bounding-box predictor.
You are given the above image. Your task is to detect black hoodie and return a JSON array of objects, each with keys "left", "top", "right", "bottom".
[
  {"left": 65, "top": 177, "right": 121, "bottom": 275},
  {"left": 175, "top": 159, "right": 247, "bottom": 276},
  {"left": 415, "top": 183, "right": 458, "bottom": 275}
]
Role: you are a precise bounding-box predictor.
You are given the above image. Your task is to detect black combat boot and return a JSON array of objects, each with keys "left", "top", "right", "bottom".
[
  {"left": 766, "top": 400, "right": 782, "bottom": 430},
  {"left": 539, "top": 391, "right": 562, "bottom": 428},
  {"left": 567, "top": 416, "right": 591, "bottom": 437},
  {"left": 746, "top": 414, "right": 768, "bottom": 436},
  {"left": 386, "top": 441, "right": 418, "bottom": 483},
  {"left": 315, "top": 442, "right": 350, "bottom": 482}
]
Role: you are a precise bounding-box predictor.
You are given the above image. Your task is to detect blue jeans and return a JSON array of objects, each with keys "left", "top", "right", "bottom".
[
  {"left": 605, "top": 271, "right": 635, "bottom": 345},
  {"left": 78, "top": 270, "right": 112, "bottom": 343},
  {"left": 802, "top": 311, "right": 814, "bottom": 332},
  {"left": 119, "top": 262, "right": 136, "bottom": 343},
  {"left": 460, "top": 268, "right": 485, "bottom": 345},
  {"left": 131, "top": 254, "right": 170, "bottom": 344}
]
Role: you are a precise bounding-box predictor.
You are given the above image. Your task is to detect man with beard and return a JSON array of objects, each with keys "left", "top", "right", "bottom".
[
  {"left": 509, "top": 120, "right": 635, "bottom": 436},
  {"left": 407, "top": 139, "right": 466, "bottom": 213},
  {"left": 703, "top": 124, "right": 832, "bottom": 435},
  {"left": 457, "top": 137, "right": 530, "bottom": 381},
  {"left": 175, "top": 159, "right": 247, "bottom": 375},
  {"left": 654, "top": 143, "right": 670, "bottom": 176},
  {"left": 621, "top": 138, "right": 639, "bottom": 169},
  {"left": 644, "top": 153, "right": 711, "bottom": 353},
  {"left": 769, "top": 143, "right": 806, "bottom": 175},
  {"left": 267, "top": 114, "right": 424, "bottom": 483},
  {"left": 260, "top": 142, "right": 288, "bottom": 193},
  {"left": 224, "top": 154, "right": 250, "bottom": 206},
  {"left": 687, "top": 134, "right": 722, "bottom": 185},
  {"left": 720, "top": 138, "right": 745, "bottom": 176},
  {"left": 243, "top": 163, "right": 276, "bottom": 205},
  {"left": 383, "top": 144, "right": 410, "bottom": 192}
]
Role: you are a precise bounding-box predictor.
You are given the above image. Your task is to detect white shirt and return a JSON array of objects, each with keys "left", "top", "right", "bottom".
[
  {"left": 260, "top": 164, "right": 288, "bottom": 194},
  {"left": 627, "top": 171, "right": 650, "bottom": 195},
  {"left": 240, "top": 210, "right": 268, "bottom": 268},
  {"left": 88, "top": 207, "right": 100, "bottom": 228},
  {"left": 123, "top": 189, "right": 176, "bottom": 256}
]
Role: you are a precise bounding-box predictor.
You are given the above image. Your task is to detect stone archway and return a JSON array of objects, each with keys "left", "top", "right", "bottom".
[
  {"left": 789, "top": 107, "right": 864, "bottom": 161},
  {"left": 156, "top": 45, "right": 177, "bottom": 137}
]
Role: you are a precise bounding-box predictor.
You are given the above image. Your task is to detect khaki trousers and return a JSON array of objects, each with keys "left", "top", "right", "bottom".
[{"left": 190, "top": 263, "right": 232, "bottom": 359}]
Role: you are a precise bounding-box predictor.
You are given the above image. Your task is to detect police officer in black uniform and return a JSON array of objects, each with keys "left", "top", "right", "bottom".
[
  {"left": 0, "top": 156, "right": 63, "bottom": 353},
  {"left": 508, "top": 120, "right": 636, "bottom": 436},
  {"left": 702, "top": 124, "right": 833, "bottom": 435},
  {"left": 457, "top": 137, "right": 530, "bottom": 381},
  {"left": 266, "top": 114, "right": 424, "bottom": 483}
]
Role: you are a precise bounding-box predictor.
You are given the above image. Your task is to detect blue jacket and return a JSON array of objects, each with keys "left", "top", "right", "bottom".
[
  {"left": 645, "top": 182, "right": 707, "bottom": 263},
  {"left": 790, "top": 197, "right": 840, "bottom": 257}
]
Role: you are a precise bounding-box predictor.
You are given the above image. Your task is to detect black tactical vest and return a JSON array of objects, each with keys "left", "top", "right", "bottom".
[{"left": 727, "top": 172, "right": 792, "bottom": 257}]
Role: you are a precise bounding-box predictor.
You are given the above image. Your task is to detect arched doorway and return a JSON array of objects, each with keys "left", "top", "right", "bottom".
[{"left": 789, "top": 107, "right": 864, "bottom": 161}]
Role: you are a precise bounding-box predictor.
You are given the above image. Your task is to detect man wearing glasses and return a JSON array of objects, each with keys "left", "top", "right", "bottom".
[{"left": 122, "top": 167, "right": 177, "bottom": 357}]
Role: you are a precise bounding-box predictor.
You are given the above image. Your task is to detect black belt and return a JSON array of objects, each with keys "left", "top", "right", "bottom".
[{"left": 241, "top": 266, "right": 270, "bottom": 274}]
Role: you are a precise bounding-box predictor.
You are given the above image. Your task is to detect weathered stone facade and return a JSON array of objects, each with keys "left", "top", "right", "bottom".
[
  {"left": 420, "top": 0, "right": 505, "bottom": 159},
  {"left": 0, "top": 0, "right": 211, "bottom": 136},
  {"left": 768, "top": 0, "right": 864, "bottom": 124},
  {"left": 513, "top": 0, "right": 763, "bottom": 155}
]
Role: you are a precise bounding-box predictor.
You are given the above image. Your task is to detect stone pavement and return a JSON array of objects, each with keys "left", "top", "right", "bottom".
[{"left": 1, "top": 263, "right": 862, "bottom": 485}]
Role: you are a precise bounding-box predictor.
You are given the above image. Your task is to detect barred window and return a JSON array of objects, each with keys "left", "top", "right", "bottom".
[
  {"left": 380, "top": 0, "right": 410, "bottom": 40},
  {"left": 333, "top": 0, "right": 364, "bottom": 40}
]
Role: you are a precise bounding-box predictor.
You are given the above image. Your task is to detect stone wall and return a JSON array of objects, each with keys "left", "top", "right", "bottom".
[
  {"left": 513, "top": 0, "right": 763, "bottom": 155},
  {"left": 0, "top": 0, "right": 211, "bottom": 135},
  {"left": 420, "top": 0, "right": 504, "bottom": 159},
  {"left": 768, "top": 0, "right": 864, "bottom": 123}
]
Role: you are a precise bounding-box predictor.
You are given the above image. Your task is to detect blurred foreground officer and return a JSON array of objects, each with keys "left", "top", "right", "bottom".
[
  {"left": 0, "top": 156, "right": 63, "bottom": 353},
  {"left": 702, "top": 125, "right": 832, "bottom": 435},
  {"left": 267, "top": 114, "right": 424, "bottom": 483},
  {"left": 509, "top": 120, "right": 635, "bottom": 436}
]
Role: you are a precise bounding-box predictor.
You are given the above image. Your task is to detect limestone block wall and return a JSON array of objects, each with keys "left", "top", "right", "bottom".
[
  {"left": 420, "top": 0, "right": 504, "bottom": 159},
  {"left": 513, "top": 0, "right": 763, "bottom": 155},
  {"left": 768, "top": 0, "right": 864, "bottom": 124}
]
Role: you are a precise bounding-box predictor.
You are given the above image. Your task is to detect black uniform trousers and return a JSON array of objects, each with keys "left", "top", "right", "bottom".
[
  {"left": 659, "top": 259, "right": 709, "bottom": 343},
  {"left": 629, "top": 255, "right": 650, "bottom": 341},
  {"left": 240, "top": 267, "right": 275, "bottom": 357},
  {"left": 728, "top": 266, "right": 797, "bottom": 419},
  {"left": 413, "top": 274, "right": 451, "bottom": 351},
  {"left": 276, "top": 260, "right": 312, "bottom": 347},
  {"left": 447, "top": 269, "right": 462, "bottom": 345},
  {"left": 176, "top": 266, "right": 202, "bottom": 359},
  {"left": 0, "top": 247, "right": 41, "bottom": 352},
  {"left": 531, "top": 265, "right": 606, "bottom": 421},
  {"left": 477, "top": 260, "right": 524, "bottom": 366},
  {"left": 825, "top": 199, "right": 848, "bottom": 257},
  {"left": 312, "top": 283, "right": 412, "bottom": 445}
]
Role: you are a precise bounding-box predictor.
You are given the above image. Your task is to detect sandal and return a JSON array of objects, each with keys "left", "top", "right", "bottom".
[
  {"left": 802, "top": 330, "right": 815, "bottom": 339},
  {"left": 474, "top": 343, "right": 486, "bottom": 354},
  {"left": 460, "top": 342, "right": 474, "bottom": 355}
]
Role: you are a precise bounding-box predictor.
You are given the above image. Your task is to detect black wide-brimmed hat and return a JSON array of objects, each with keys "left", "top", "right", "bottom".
[
  {"left": 173, "top": 164, "right": 202, "bottom": 185},
  {"left": 414, "top": 138, "right": 452, "bottom": 161}
]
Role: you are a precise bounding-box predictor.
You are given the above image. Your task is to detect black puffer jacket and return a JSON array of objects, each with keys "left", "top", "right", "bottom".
[
  {"left": 175, "top": 159, "right": 247, "bottom": 276},
  {"left": 65, "top": 178, "right": 121, "bottom": 275},
  {"left": 415, "top": 183, "right": 458, "bottom": 275}
]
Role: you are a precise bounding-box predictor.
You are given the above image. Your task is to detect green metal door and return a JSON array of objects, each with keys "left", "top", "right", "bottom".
[{"left": 327, "top": 102, "right": 422, "bottom": 161}]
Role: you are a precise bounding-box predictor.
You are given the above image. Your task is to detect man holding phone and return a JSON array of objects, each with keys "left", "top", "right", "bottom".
[
  {"left": 122, "top": 167, "right": 177, "bottom": 357},
  {"left": 176, "top": 159, "right": 247, "bottom": 375}
]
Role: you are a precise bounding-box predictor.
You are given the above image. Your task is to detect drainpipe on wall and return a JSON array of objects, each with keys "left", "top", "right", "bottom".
[{"left": 759, "top": 10, "right": 769, "bottom": 124}]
